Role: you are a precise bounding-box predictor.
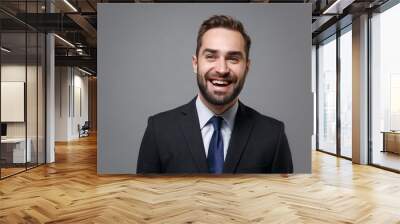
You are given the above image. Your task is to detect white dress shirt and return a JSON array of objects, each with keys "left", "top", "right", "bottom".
[{"left": 195, "top": 95, "right": 238, "bottom": 161}]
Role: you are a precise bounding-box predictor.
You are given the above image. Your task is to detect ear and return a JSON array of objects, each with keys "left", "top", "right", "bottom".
[
  {"left": 192, "top": 55, "right": 198, "bottom": 74},
  {"left": 246, "top": 59, "right": 251, "bottom": 73}
]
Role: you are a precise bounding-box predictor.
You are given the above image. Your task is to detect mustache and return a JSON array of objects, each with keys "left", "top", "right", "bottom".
[{"left": 204, "top": 72, "right": 237, "bottom": 82}]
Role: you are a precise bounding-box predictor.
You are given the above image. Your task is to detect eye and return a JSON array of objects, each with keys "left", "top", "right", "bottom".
[
  {"left": 205, "top": 54, "right": 216, "bottom": 60},
  {"left": 228, "top": 57, "right": 240, "bottom": 63}
]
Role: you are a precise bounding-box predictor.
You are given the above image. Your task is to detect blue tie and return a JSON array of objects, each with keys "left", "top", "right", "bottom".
[{"left": 207, "top": 116, "right": 224, "bottom": 174}]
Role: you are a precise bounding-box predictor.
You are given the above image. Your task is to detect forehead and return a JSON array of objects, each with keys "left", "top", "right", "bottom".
[{"left": 200, "top": 28, "right": 246, "bottom": 54}]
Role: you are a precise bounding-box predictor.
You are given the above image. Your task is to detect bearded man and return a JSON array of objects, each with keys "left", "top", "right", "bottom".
[{"left": 137, "top": 15, "right": 293, "bottom": 174}]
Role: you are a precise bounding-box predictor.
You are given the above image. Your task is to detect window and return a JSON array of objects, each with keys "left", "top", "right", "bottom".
[
  {"left": 370, "top": 2, "right": 400, "bottom": 171},
  {"left": 317, "top": 35, "right": 337, "bottom": 154},
  {"left": 339, "top": 27, "right": 352, "bottom": 158}
]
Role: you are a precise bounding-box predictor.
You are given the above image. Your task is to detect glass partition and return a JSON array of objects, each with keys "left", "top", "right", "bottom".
[
  {"left": 317, "top": 35, "right": 337, "bottom": 155},
  {"left": 1, "top": 31, "right": 28, "bottom": 177},
  {"left": 27, "top": 31, "right": 38, "bottom": 169},
  {"left": 0, "top": 1, "right": 46, "bottom": 179},
  {"left": 38, "top": 32, "right": 45, "bottom": 165}
]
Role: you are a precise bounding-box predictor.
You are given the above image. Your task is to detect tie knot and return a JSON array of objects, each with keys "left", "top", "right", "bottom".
[{"left": 209, "top": 116, "right": 223, "bottom": 131}]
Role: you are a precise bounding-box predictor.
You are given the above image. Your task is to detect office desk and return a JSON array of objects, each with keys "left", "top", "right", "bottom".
[
  {"left": 1, "top": 138, "right": 31, "bottom": 163},
  {"left": 382, "top": 131, "right": 400, "bottom": 154}
]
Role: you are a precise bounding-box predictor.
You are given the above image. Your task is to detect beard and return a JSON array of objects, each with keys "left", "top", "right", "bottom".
[{"left": 196, "top": 69, "right": 247, "bottom": 106}]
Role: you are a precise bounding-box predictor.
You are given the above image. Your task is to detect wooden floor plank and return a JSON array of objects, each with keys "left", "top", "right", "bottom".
[{"left": 0, "top": 134, "right": 400, "bottom": 223}]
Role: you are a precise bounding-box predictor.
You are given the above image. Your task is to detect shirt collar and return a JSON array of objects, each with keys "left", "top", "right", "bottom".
[{"left": 195, "top": 95, "right": 238, "bottom": 130}]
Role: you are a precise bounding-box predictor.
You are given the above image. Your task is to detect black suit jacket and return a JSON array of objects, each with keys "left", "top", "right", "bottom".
[{"left": 137, "top": 98, "right": 293, "bottom": 174}]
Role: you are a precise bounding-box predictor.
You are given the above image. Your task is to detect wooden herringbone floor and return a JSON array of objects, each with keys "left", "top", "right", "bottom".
[{"left": 1, "top": 134, "right": 400, "bottom": 223}]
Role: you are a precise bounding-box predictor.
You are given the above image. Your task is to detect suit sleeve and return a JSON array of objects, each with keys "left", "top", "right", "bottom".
[
  {"left": 271, "top": 123, "right": 293, "bottom": 173},
  {"left": 137, "top": 116, "right": 162, "bottom": 173}
]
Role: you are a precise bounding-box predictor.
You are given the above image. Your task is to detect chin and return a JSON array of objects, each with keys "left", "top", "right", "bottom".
[{"left": 208, "top": 95, "right": 235, "bottom": 106}]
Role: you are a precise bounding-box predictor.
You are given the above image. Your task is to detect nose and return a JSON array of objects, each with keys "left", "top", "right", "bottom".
[{"left": 215, "top": 58, "right": 229, "bottom": 75}]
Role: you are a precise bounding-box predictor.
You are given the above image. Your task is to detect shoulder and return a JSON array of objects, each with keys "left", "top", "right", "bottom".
[
  {"left": 148, "top": 104, "right": 186, "bottom": 122},
  {"left": 241, "top": 103, "right": 285, "bottom": 130},
  {"left": 147, "top": 98, "right": 196, "bottom": 125}
]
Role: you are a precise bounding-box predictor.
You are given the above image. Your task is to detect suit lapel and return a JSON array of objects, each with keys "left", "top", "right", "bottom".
[
  {"left": 223, "top": 102, "right": 255, "bottom": 173},
  {"left": 179, "top": 97, "right": 209, "bottom": 173}
]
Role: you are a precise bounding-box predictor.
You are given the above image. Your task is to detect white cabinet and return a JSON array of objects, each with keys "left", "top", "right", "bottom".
[{"left": 1, "top": 138, "right": 32, "bottom": 163}]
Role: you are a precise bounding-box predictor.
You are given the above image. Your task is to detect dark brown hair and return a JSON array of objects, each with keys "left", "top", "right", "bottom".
[{"left": 196, "top": 15, "right": 251, "bottom": 60}]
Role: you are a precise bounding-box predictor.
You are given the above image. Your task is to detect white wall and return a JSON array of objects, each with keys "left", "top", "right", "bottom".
[
  {"left": 55, "top": 67, "right": 89, "bottom": 141},
  {"left": 71, "top": 72, "right": 89, "bottom": 138},
  {"left": 55, "top": 66, "right": 70, "bottom": 141}
]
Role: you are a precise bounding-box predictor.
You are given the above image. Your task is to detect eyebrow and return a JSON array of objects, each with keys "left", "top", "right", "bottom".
[
  {"left": 226, "top": 51, "right": 244, "bottom": 58},
  {"left": 202, "top": 48, "right": 218, "bottom": 55},
  {"left": 202, "top": 48, "right": 244, "bottom": 58}
]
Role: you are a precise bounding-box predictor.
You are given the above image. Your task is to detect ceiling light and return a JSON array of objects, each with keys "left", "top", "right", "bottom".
[
  {"left": 78, "top": 67, "right": 92, "bottom": 76},
  {"left": 1, "top": 47, "right": 11, "bottom": 53},
  {"left": 323, "top": 0, "right": 344, "bottom": 14},
  {"left": 63, "top": 0, "right": 78, "bottom": 12},
  {"left": 54, "top": 34, "right": 75, "bottom": 48},
  {"left": 322, "top": 0, "right": 355, "bottom": 15}
]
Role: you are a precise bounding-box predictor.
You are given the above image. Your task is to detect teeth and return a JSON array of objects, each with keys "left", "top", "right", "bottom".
[{"left": 211, "top": 80, "right": 229, "bottom": 85}]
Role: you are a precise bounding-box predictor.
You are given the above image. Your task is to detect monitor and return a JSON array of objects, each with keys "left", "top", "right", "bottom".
[{"left": 1, "top": 123, "right": 7, "bottom": 137}]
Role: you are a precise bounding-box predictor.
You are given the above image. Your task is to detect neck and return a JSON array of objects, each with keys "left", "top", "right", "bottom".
[{"left": 199, "top": 94, "right": 237, "bottom": 115}]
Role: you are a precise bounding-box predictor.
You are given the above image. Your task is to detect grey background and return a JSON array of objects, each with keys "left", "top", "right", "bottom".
[{"left": 98, "top": 3, "right": 312, "bottom": 174}]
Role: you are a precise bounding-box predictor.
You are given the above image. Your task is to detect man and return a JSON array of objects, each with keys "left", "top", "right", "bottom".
[{"left": 137, "top": 15, "right": 293, "bottom": 174}]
